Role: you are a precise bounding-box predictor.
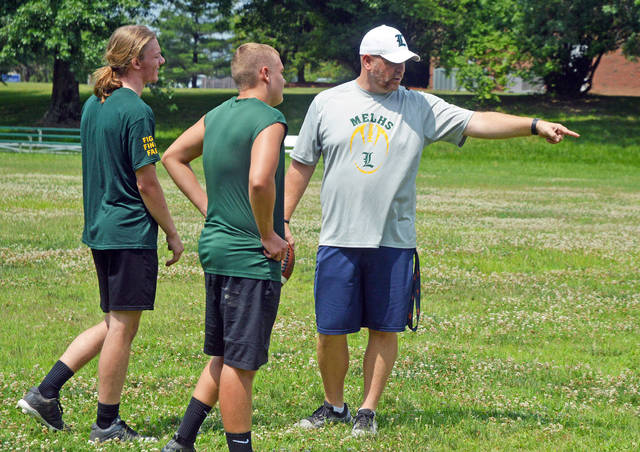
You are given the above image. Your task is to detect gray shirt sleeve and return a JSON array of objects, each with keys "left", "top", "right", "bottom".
[
  {"left": 291, "top": 97, "right": 322, "bottom": 165},
  {"left": 421, "top": 93, "right": 474, "bottom": 147}
]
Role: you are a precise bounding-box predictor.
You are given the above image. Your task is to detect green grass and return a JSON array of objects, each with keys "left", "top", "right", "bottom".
[
  {"left": 0, "top": 82, "right": 321, "bottom": 150},
  {"left": 1, "top": 83, "right": 640, "bottom": 451}
]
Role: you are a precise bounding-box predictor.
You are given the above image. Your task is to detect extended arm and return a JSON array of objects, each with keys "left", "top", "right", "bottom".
[
  {"left": 464, "top": 112, "right": 579, "bottom": 143},
  {"left": 283, "top": 159, "right": 316, "bottom": 249},
  {"left": 161, "top": 116, "right": 207, "bottom": 217},
  {"left": 249, "top": 122, "right": 288, "bottom": 261},
  {"left": 136, "top": 164, "right": 184, "bottom": 266}
]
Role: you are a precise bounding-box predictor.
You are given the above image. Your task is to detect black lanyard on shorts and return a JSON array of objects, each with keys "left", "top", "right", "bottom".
[{"left": 407, "top": 249, "right": 420, "bottom": 332}]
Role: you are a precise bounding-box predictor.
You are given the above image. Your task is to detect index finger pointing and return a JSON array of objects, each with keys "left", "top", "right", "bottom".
[{"left": 561, "top": 127, "right": 580, "bottom": 138}]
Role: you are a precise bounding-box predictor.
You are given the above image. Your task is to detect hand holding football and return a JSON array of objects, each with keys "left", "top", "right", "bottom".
[{"left": 281, "top": 243, "right": 295, "bottom": 285}]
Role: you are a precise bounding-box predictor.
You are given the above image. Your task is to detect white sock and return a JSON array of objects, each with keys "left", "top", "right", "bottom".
[{"left": 332, "top": 403, "right": 345, "bottom": 414}]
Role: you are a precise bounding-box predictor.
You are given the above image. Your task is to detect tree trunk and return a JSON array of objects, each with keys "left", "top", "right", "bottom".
[
  {"left": 583, "top": 53, "right": 603, "bottom": 94},
  {"left": 403, "top": 58, "right": 430, "bottom": 88},
  {"left": 41, "top": 58, "right": 81, "bottom": 126},
  {"left": 297, "top": 64, "right": 306, "bottom": 83},
  {"left": 191, "top": 39, "right": 199, "bottom": 88},
  {"left": 544, "top": 54, "right": 593, "bottom": 97}
]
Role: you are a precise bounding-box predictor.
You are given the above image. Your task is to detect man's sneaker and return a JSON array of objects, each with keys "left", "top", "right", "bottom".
[
  {"left": 297, "top": 401, "right": 352, "bottom": 429},
  {"left": 162, "top": 435, "right": 196, "bottom": 452},
  {"left": 89, "top": 416, "right": 155, "bottom": 443},
  {"left": 351, "top": 408, "right": 377, "bottom": 436},
  {"left": 16, "top": 387, "right": 66, "bottom": 431}
]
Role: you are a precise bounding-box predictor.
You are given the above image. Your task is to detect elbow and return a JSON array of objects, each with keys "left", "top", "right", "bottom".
[
  {"left": 160, "top": 151, "right": 172, "bottom": 168},
  {"left": 161, "top": 147, "right": 181, "bottom": 169},
  {"left": 137, "top": 178, "right": 158, "bottom": 196},
  {"left": 249, "top": 177, "right": 273, "bottom": 195},
  {"left": 137, "top": 180, "right": 149, "bottom": 195}
]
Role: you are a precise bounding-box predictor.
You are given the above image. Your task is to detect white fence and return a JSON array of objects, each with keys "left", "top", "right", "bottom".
[
  {"left": 197, "top": 75, "right": 236, "bottom": 89},
  {"left": 433, "top": 68, "right": 463, "bottom": 92},
  {"left": 432, "top": 67, "right": 544, "bottom": 94}
]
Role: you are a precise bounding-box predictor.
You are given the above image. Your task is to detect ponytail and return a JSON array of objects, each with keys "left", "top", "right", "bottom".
[{"left": 92, "top": 66, "right": 123, "bottom": 102}]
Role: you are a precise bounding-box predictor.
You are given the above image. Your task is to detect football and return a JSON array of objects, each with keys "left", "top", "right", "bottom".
[{"left": 281, "top": 243, "right": 295, "bottom": 285}]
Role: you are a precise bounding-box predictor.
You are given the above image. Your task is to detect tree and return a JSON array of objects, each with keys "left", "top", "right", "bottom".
[
  {"left": 236, "top": 0, "right": 447, "bottom": 87},
  {"left": 434, "top": 0, "right": 520, "bottom": 101},
  {"left": 0, "top": 0, "right": 149, "bottom": 125},
  {"left": 514, "top": 0, "right": 640, "bottom": 96},
  {"left": 370, "top": 0, "right": 460, "bottom": 88},
  {"left": 0, "top": 0, "right": 24, "bottom": 83},
  {"left": 234, "top": 0, "right": 324, "bottom": 83},
  {"left": 434, "top": 0, "right": 640, "bottom": 99},
  {"left": 622, "top": 0, "right": 640, "bottom": 57},
  {"left": 236, "top": 0, "right": 526, "bottom": 96},
  {"left": 153, "top": 0, "right": 233, "bottom": 88}
]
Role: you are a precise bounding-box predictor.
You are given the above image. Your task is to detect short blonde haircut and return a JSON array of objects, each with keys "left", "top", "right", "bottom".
[
  {"left": 92, "top": 25, "right": 157, "bottom": 102},
  {"left": 231, "top": 43, "right": 280, "bottom": 91}
]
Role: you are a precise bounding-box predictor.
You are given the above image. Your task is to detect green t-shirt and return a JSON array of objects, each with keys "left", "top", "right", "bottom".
[
  {"left": 81, "top": 88, "right": 160, "bottom": 249},
  {"left": 198, "top": 97, "right": 287, "bottom": 281}
]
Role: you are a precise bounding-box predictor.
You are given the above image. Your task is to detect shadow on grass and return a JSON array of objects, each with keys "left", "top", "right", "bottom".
[
  {"left": 435, "top": 93, "right": 640, "bottom": 119},
  {"left": 148, "top": 414, "right": 224, "bottom": 439}
]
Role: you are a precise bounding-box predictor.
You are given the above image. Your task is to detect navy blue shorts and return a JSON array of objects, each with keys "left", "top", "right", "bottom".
[{"left": 314, "top": 246, "right": 414, "bottom": 334}]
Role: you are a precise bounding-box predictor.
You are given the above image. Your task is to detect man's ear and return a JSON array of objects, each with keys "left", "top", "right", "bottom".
[
  {"left": 258, "top": 65, "right": 270, "bottom": 83},
  {"left": 361, "top": 55, "right": 374, "bottom": 70},
  {"left": 130, "top": 57, "right": 142, "bottom": 70}
]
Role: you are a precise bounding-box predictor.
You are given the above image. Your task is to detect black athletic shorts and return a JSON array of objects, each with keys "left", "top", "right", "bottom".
[
  {"left": 204, "top": 273, "right": 281, "bottom": 371},
  {"left": 91, "top": 249, "right": 158, "bottom": 313}
]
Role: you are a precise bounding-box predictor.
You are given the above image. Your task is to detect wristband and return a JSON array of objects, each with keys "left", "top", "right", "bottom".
[
  {"left": 531, "top": 118, "right": 539, "bottom": 135},
  {"left": 284, "top": 219, "right": 290, "bottom": 224}
]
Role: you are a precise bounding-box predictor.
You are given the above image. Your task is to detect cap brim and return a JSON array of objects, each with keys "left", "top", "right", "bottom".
[{"left": 381, "top": 49, "right": 421, "bottom": 63}]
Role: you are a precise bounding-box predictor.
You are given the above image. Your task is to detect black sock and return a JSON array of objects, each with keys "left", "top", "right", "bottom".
[
  {"left": 225, "top": 431, "right": 252, "bottom": 452},
  {"left": 38, "top": 360, "right": 74, "bottom": 400},
  {"left": 96, "top": 402, "right": 119, "bottom": 429},
  {"left": 175, "top": 397, "right": 212, "bottom": 446}
]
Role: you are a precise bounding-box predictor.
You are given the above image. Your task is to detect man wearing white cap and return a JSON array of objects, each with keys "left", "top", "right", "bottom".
[{"left": 284, "top": 25, "right": 578, "bottom": 436}]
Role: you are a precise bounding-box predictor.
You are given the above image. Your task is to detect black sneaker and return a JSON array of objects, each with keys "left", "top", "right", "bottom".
[
  {"left": 17, "top": 387, "right": 66, "bottom": 431},
  {"left": 351, "top": 409, "right": 377, "bottom": 436},
  {"left": 89, "top": 416, "right": 155, "bottom": 443},
  {"left": 162, "top": 435, "right": 195, "bottom": 451},
  {"left": 297, "top": 401, "right": 352, "bottom": 429}
]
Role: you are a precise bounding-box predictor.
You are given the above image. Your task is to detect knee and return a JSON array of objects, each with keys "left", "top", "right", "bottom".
[
  {"left": 114, "top": 325, "right": 139, "bottom": 344},
  {"left": 225, "top": 364, "right": 256, "bottom": 383},
  {"left": 106, "top": 315, "right": 141, "bottom": 343},
  {"left": 368, "top": 329, "right": 397, "bottom": 343},
  {"left": 318, "top": 333, "right": 346, "bottom": 348}
]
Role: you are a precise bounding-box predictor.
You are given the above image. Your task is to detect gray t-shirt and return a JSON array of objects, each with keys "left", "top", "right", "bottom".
[{"left": 291, "top": 80, "right": 473, "bottom": 248}]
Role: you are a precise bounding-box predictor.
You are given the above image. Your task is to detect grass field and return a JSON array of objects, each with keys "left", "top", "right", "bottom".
[{"left": 1, "top": 83, "right": 640, "bottom": 451}]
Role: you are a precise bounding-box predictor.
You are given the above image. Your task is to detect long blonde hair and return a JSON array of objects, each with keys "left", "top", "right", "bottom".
[{"left": 92, "top": 25, "right": 157, "bottom": 102}]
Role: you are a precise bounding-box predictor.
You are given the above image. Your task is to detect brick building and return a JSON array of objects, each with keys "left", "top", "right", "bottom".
[{"left": 591, "top": 49, "right": 640, "bottom": 96}]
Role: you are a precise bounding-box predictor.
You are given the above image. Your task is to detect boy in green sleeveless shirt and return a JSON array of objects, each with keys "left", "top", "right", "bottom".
[{"left": 160, "top": 43, "right": 289, "bottom": 452}]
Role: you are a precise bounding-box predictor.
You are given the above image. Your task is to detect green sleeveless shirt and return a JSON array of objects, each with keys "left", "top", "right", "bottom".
[{"left": 198, "top": 97, "right": 287, "bottom": 281}]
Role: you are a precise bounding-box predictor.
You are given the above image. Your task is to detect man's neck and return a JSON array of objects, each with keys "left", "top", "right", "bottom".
[
  {"left": 237, "top": 86, "right": 270, "bottom": 105},
  {"left": 356, "top": 73, "right": 388, "bottom": 95},
  {"left": 120, "top": 75, "right": 144, "bottom": 97}
]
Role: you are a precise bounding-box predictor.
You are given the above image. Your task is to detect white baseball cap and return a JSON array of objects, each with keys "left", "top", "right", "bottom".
[{"left": 359, "top": 25, "right": 421, "bottom": 63}]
